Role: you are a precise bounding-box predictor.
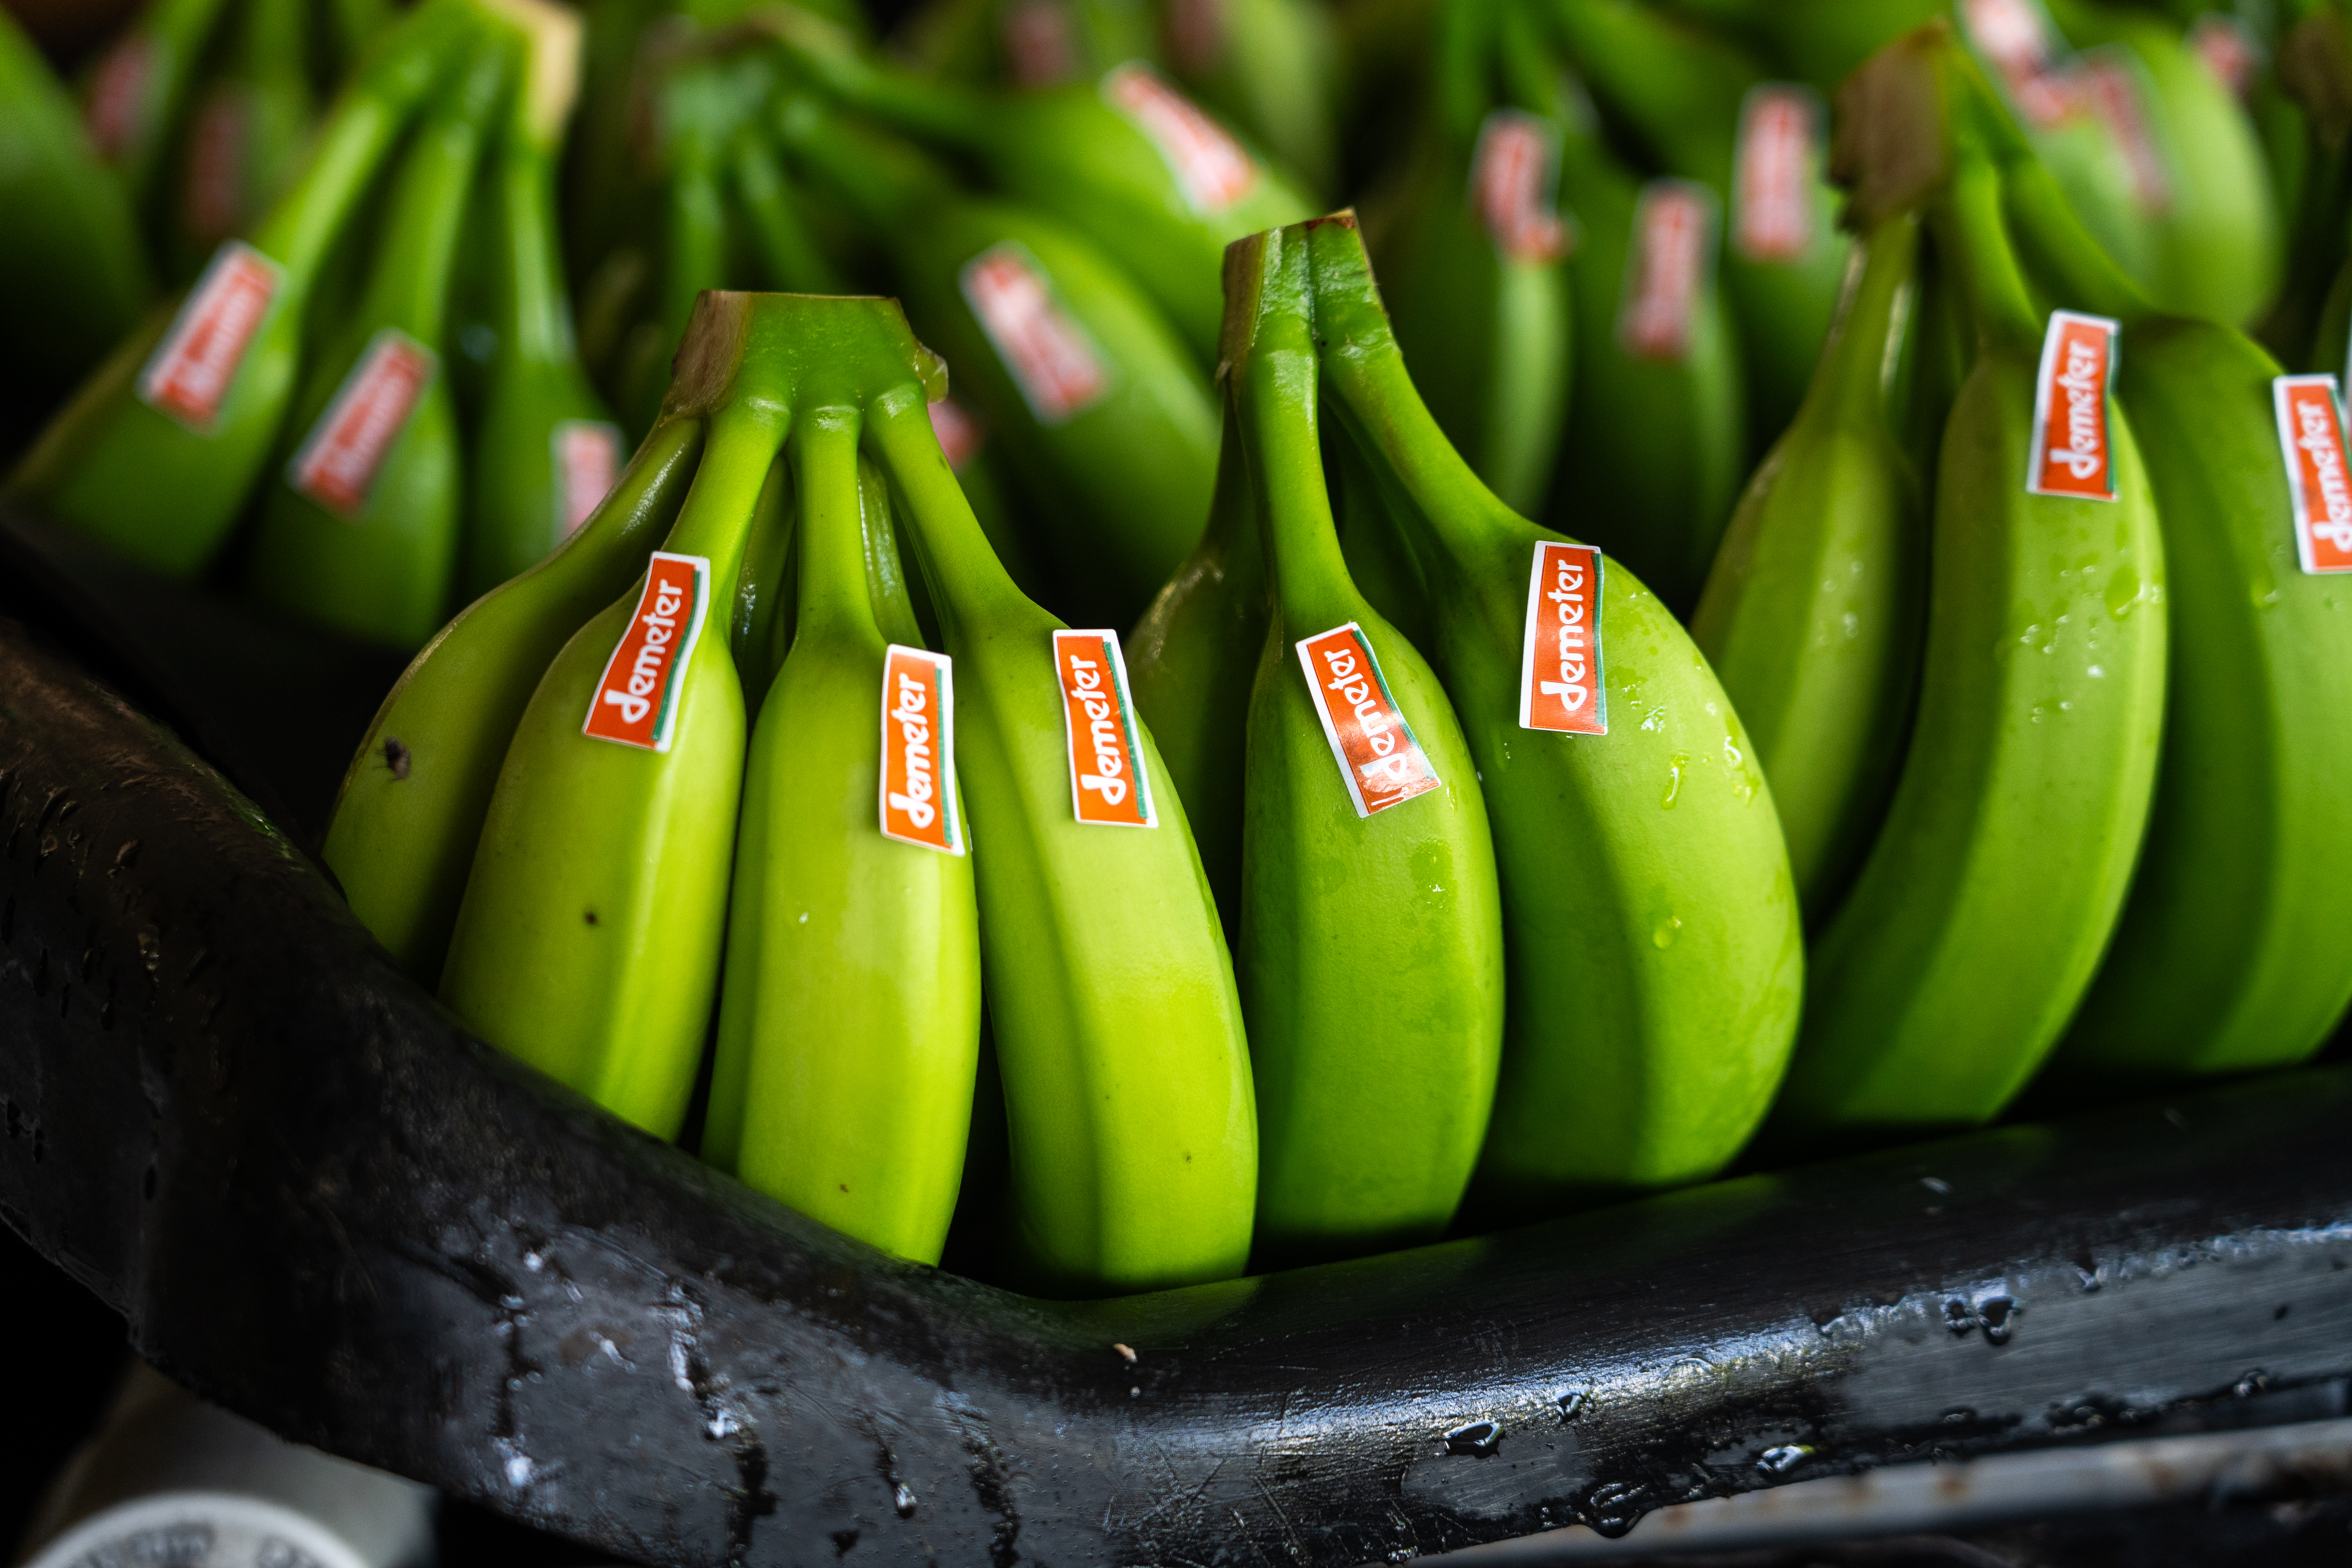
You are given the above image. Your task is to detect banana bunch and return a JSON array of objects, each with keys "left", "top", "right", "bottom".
[
  {"left": 1134, "top": 213, "right": 1800, "bottom": 1256},
  {"left": 10, "top": 0, "right": 624, "bottom": 655},
  {"left": 331, "top": 290, "right": 1256, "bottom": 1289},
  {"left": 562, "top": 6, "right": 1313, "bottom": 628}
]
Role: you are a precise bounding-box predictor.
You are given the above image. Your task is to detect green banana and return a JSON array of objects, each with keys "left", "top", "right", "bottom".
[
  {"left": 1163, "top": 0, "right": 1341, "bottom": 196},
  {"left": 1547, "top": 99, "right": 1747, "bottom": 614},
  {"left": 462, "top": 3, "right": 627, "bottom": 601},
  {"left": 1768, "top": 137, "right": 2168, "bottom": 1144},
  {"left": 777, "top": 102, "right": 1218, "bottom": 627},
  {"left": 245, "top": 37, "right": 518, "bottom": 649},
  {"left": 0, "top": 7, "right": 152, "bottom": 417},
  {"left": 865, "top": 354, "right": 1257, "bottom": 1293},
  {"left": 703, "top": 400, "right": 982, "bottom": 1266},
  {"left": 1538, "top": 0, "right": 1851, "bottom": 450},
  {"left": 440, "top": 292, "right": 888, "bottom": 1137},
  {"left": 1994, "top": 141, "right": 2352, "bottom": 1092},
  {"left": 166, "top": 0, "right": 314, "bottom": 281},
  {"left": 1691, "top": 213, "right": 1926, "bottom": 921},
  {"left": 2038, "top": 5, "right": 2281, "bottom": 328},
  {"left": 324, "top": 415, "right": 705, "bottom": 983},
  {"left": 922, "top": 393, "right": 1055, "bottom": 607},
  {"left": 8, "top": 0, "right": 490, "bottom": 578},
  {"left": 1368, "top": 105, "right": 1575, "bottom": 518},
  {"left": 1655, "top": 0, "right": 1944, "bottom": 94},
  {"left": 1224, "top": 221, "right": 1504, "bottom": 1265},
  {"left": 1126, "top": 398, "right": 1265, "bottom": 931},
  {"left": 79, "top": 0, "right": 230, "bottom": 222},
  {"left": 1306, "top": 215, "right": 1803, "bottom": 1218},
  {"left": 763, "top": 3, "right": 1316, "bottom": 365}
]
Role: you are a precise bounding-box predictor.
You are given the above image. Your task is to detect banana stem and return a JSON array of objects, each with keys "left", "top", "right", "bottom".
[
  {"left": 734, "top": 127, "right": 844, "bottom": 293},
  {"left": 664, "top": 397, "right": 791, "bottom": 588},
  {"left": 1997, "top": 157, "right": 2153, "bottom": 324},
  {"left": 490, "top": 122, "right": 578, "bottom": 364},
  {"left": 356, "top": 40, "right": 514, "bottom": 339},
  {"left": 1936, "top": 145, "right": 2043, "bottom": 357},
  {"left": 1232, "top": 230, "right": 1355, "bottom": 611},
  {"left": 249, "top": 0, "right": 486, "bottom": 278},
  {"left": 1812, "top": 211, "right": 1921, "bottom": 433},
  {"left": 756, "top": 6, "right": 980, "bottom": 144},
  {"left": 788, "top": 407, "right": 877, "bottom": 642},
  {"left": 770, "top": 98, "right": 947, "bottom": 235},
  {"left": 868, "top": 388, "right": 1035, "bottom": 642}
]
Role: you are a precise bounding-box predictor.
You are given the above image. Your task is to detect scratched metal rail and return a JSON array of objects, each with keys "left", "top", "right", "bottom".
[{"left": 3, "top": 511, "right": 2350, "bottom": 1568}]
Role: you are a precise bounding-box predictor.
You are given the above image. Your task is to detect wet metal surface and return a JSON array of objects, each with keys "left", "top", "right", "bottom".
[{"left": 4, "top": 522, "right": 2352, "bottom": 1568}]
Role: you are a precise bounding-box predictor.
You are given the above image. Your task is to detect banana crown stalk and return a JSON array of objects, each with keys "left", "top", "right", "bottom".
[
  {"left": 7, "top": 0, "right": 499, "bottom": 578},
  {"left": 1768, "top": 54, "right": 2168, "bottom": 1145},
  {"left": 438, "top": 291, "right": 951, "bottom": 1142},
  {"left": 1217, "top": 217, "right": 1505, "bottom": 1266},
  {"left": 1297, "top": 215, "right": 1802, "bottom": 1219}
]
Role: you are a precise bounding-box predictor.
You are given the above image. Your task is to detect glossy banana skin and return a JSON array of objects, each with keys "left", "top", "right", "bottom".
[
  {"left": 245, "top": 42, "right": 514, "bottom": 649},
  {"left": 7, "top": 0, "right": 487, "bottom": 578},
  {"left": 705, "top": 408, "right": 981, "bottom": 1266},
  {"left": 868, "top": 388, "right": 1257, "bottom": 1294},
  {"left": 440, "top": 295, "right": 830, "bottom": 1138},
  {"left": 1169, "top": 0, "right": 1342, "bottom": 197},
  {"left": 1228, "top": 223, "right": 1504, "bottom": 1265},
  {"left": 324, "top": 416, "right": 703, "bottom": 985},
  {"left": 1369, "top": 128, "right": 1575, "bottom": 517},
  {"left": 0, "top": 9, "right": 151, "bottom": 412},
  {"left": 1692, "top": 215, "right": 1926, "bottom": 920},
  {"left": 781, "top": 110, "right": 1218, "bottom": 628},
  {"left": 1307, "top": 217, "right": 1801, "bottom": 1215},
  {"left": 1772, "top": 338, "right": 2167, "bottom": 1142},
  {"left": 1127, "top": 402, "right": 1267, "bottom": 932}
]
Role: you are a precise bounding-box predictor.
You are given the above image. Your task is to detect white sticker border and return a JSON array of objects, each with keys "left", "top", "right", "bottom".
[
  {"left": 1516, "top": 540, "right": 1609, "bottom": 735},
  {"left": 581, "top": 550, "right": 712, "bottom": 754},
  {"left": 2024, "top": 308, "right": 2121, "bottom": 502},
  {"left": 2274, "top": 373, "right": 2352, "bottom": 576},
  {"left": 878, "top": 644, "right": 967, "bottom": 855},
  {"left": 1054, "top": 628, "right": 1159, "bottom": 829}
]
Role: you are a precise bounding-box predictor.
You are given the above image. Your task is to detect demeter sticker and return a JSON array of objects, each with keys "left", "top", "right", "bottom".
[
  {"left": 1053, "top": 630, "right": 1156, "bottom": 827},
  {"left": 879, "top": 646, "right": 965, "bottom": 854},
  {"left": 1296, "top": 623, "right": 1441, "bottom": 818},
  {"left": 2273, "top": 375, "right": 2352, "bottom": 574},
  {"left": 1732, "top": 85, "right": 1819, "bottom": 264},
  {"left": 1519, "top": 541, "right": 1607, "bottom": 735},
  {"left": 961, "top": 243, "right": 1111, "bottom": 425},
  {"left": 286, "top": 328, "right": 437, "bottom": 517},
  {"left": 1962, "top": 0, "right": 2071, "bottom": 128},
  {"left": 138, "top": 241, "right": 282, "bottom": 432},
  {"left": 1101, "top": 63, "right": 1257, "bottom": 214},
  {"left": 583, "top": 552, "right": 710, "bottom": 751},
  {"left": 84, "top": 34, "right": 153, "bottom": 160},
  {"left": 1618, "top": 180, "right": 1715, "bottom": 364},
  {"left": 1471, "top": 110, "right": 1569, "bottom": 264},
  {"left": 553, "top": 419, "right": 623, "bottom": 537},
  {"left": 2027, "top": 310, "right": 2119, "bottom": 501}
]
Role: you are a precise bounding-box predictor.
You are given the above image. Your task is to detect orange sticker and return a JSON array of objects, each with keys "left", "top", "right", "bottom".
[
  {"left": 2077, "top": 53, "right": 2170, "bottom": 213},
  {"left": 286, "top": 329, "right": 437, "bottom": 517},
  {"left": 1053, "top": 630, "right": 1156, "bottom": 827},
  {"left": 1963, "top": 0, "right": 2071, "bottom": 128},
  {"left": 554, "top": 419, "right": 622, "bottom": 537},
  {"left": 879, "top": 645, "right": 965, "bottom": 854},
  {"left": 2189, "top": 14, "right": 2259, "bottom": 100},
  {"left": 582, "top": 552, "right": 711, "bottom": 752},
  {"left": 961, "top": 243, "right": 1110, "bottom": 425},
  {"left": 1295, "top": 623, "right": 1441, "bottom": 818},
  {"left": 84, "top": 33, "right": 152, "bottom": 161},
  {"left": 1732, "top": 86, "right": 1818, "bottom": 264},
  {"left": 2274, "top": 375, "right": 2352, "bottom": 575},
  {"left": 183, "top": 87, "right": 247, "bottom": 242},
  {"left": 928, "top": 397, "right": 985, "bottom": 469},
  {"left": 1519, "top": 542, "right": 1607, "bottom": 736},
  {"left": 1101, "top": 63, "right": 1256, "bottom": 214},
  {"left": 1618, "top": 180, "right": 1714, "bottom": 364},
  {"left": 2027, "top": 310, "right": 2119, "bottom": 501},
  {"left": 138, "top": 241, "right": 282, "bottom": 431},
  {"left": 1471, "top": 110, "right": 1569, "bottom": 264}
]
